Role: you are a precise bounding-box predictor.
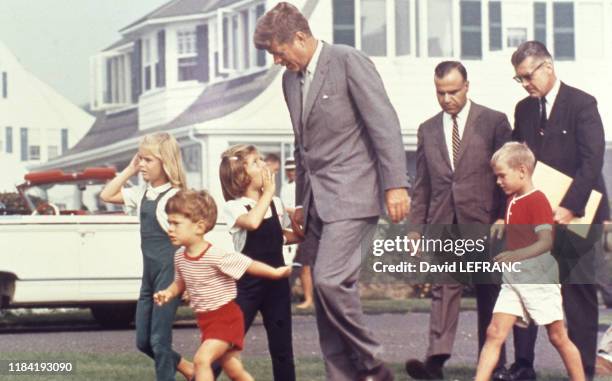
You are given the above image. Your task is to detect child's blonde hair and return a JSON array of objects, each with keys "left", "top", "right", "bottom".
[
  {"left": 491, "top": 142, "right": 536, "bottom": 174},
  {"left": 166, "top": 190, "right": 217, "bottom": 233},
  {"left": 219, "top": 144, "right": 259, "bottom": 201},
  {"left": 139, "top": 133, "right": 187, "bottom": 190}
]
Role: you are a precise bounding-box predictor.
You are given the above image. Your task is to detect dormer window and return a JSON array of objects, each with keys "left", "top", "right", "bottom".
[
  {"left": 178, "top": 29, "right": 198, "bottom": 81},
  {"left": 217, "top": 3, "right": 266, "bottom": 75}
]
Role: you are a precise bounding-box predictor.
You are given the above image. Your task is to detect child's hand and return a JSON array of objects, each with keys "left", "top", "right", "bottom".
[
  {"left": 494, "top": 250, "right": 522, "bottom": 264},
  {"left": 262, "top": 167, "right": 275, "bottom": 195},
  {"left": 153, "top": 290, "right": 173, "bottom": 306},
  {"left": 275, "top": 265, "right": 292, "bottom": 279},
  {"left": 127, "top": 153, "right": 141, "bottom": 175},
  {"left": 490, "top": 219, "right": 505, "bottom": 240},
  {"left": 181, "top": 290, "right": 191, "bottom": 303}
]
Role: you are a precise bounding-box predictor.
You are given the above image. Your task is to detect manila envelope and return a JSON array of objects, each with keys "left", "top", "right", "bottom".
[{"left": 532, "top": 161, "right": 602, "bottom": 238}]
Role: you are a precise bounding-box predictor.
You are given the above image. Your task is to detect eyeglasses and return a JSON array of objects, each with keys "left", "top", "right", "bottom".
[{"left": 513, "top": 61, "right": 546, "bottom": 83}]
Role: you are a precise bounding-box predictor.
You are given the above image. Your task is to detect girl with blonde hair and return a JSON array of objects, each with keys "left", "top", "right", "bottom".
[{"left": 101, "top": 132, "right": 193, "bottom": 380}]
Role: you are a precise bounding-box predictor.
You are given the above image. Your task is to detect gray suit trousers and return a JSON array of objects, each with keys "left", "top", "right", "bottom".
[
  {"left": 427, "top": 284, "right": 463, "bottom": 357},
  {"left": 306, "top": 199, "right": 383, "bottom": 381}
]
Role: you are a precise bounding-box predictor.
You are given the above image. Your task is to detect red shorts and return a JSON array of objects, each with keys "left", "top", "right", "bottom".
[{"left": 196, "top": 300, "right": 244, "bottom": 351}]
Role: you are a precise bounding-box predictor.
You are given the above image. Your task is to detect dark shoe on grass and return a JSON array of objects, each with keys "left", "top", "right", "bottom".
[
  {"left": 508, "top": 362, "right": 536, "bottom": 381},
  {"left": 404, "top": 358, "right": 443, "bottom": 380},
  {"left": 492, "top": 366, "right": 511, "bottom": 381}
]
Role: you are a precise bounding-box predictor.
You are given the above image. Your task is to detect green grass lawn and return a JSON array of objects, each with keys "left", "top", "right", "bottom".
[
  {"left": 2, "top": 300, "right": 611, "bottom": 380},
  {"left": 1, "top": 352, "right": 609, "bottom": 381}
]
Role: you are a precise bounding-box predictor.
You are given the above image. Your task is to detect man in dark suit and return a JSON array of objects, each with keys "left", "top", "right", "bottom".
[
  {"left": 404, "top": 61, "right": 513, "bottom": 380},
  {"left": 511, "top": 40, "right": 610, "bottom": 380},
  {"left": 254, "top": 3, "right": 410, "bottom": 381}
]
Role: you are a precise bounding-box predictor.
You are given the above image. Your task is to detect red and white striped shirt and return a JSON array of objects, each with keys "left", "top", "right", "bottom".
[{"left": 174, "top": 245, "right": 253, "bottom": 312}]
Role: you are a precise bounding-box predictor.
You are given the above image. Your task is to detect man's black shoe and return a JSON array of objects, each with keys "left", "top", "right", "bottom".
[
  {"left": 492, "top": 366, "right": 511, "bottom": 381},
  {"left": 508, "top": 362, "right": 536, "bottom": 381},
  {"left": 404, "top": 359, "right": 443, "bottom": 380}
]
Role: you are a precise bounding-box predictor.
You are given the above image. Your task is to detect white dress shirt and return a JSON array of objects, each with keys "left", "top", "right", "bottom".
[
  {"left": 542, "top": 78, "right": 561, "bottom": 119},
  {"left": 301, "top": 39, "right": 323, "bottom": 110}
]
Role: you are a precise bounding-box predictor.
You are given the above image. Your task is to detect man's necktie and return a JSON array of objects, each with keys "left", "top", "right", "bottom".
[
  {"left": 451, "top": 114, "right": 461, "bottom": 168},
  {"left": 301, "top": 70, "right": 311, "bottom": 118},
  {"left": 539, "top": 96, "right": 547, "bottom": 135},
  {"left": 298, "top": 72, "right": 305, "bottom": 118}
]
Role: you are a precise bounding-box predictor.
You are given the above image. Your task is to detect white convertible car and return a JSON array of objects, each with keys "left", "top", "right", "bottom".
[{"left": 0, "top": 168, "right": 231, "bottom": 327}]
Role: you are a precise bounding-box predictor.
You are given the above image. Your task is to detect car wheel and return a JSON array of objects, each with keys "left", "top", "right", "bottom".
[{"left": 90, "top": 303, "right": 136, "bottom": 329}]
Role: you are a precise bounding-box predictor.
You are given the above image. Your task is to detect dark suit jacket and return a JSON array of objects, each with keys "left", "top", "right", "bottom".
[
  {"left": 409, "top": 102, "right": 512, "bottom": 225},
  {"left": 281, "top": 42, "right": 409, "bottom": 223},
  {"left": 513, "top": 82, "right": 610, "bottom": 223}
]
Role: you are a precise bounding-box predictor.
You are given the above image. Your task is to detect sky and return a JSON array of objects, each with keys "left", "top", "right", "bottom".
[{"left": 0, "top": 0, "right": 169, "bottom": 106}]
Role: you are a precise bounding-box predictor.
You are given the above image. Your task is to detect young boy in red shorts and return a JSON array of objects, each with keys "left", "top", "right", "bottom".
[{"left": 154, "top": 190, "right": 291, "bottom": 381}]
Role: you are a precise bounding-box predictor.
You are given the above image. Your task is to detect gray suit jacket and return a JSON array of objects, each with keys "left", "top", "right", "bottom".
[
  {"left": 409, "top": 102, "right": 512, "bottom": 225},
  {"left": 281, "top": 42, "right": 409, "bottom": 223}
]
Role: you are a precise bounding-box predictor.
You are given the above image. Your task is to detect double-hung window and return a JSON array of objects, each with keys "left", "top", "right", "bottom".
[{"left": 178, "top": 29, "right": 198, "bottom": 81}]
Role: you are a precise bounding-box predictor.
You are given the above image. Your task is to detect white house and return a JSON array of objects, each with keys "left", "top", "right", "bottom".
[
  {"left": 35, "top": 0, "right": 612, "bottom": 206},
  {"left": 0, "top": 39, "right": 95, "bottom": 191}
]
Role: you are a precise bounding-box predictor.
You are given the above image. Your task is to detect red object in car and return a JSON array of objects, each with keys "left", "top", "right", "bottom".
[{"left": 21, "top": 167, "right": 116, "bottom": 186}]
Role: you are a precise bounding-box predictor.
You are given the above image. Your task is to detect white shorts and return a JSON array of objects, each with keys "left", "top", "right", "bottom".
[{"left": 493, "top": 283, "right": 564, "bottom": 328}]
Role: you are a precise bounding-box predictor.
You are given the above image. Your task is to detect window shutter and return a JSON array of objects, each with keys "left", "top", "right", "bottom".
[
  {"left": 256, "top": 4, "right": 267, "bottom": 65},
  {"left": 196, "top": 24, "right": 210, "bottom": 83},
  {"left": 105, "top": 59, "right": 112, "bottom": 103},
  {"left": 2, "top": 72, "right": 7, "bottom": 98},
  {"left": 6, "top": 126, "right": 12, "bottom": 153},
  {"left": 157, "top": 30, "right": 166, "bottom": 87},
  {"left": 61, "top": 129, "right": 68, "bottom": 154},
  {"left": 131, "top": 39, "right": 142, "bottom": 102},
  {"left": 20, "top": 127, "right": 28, "bottom": 161}
]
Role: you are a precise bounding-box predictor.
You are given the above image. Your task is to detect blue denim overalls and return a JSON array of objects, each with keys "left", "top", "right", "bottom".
[{"left": 135, "top": 188, "right": 181, "bottom": 381}]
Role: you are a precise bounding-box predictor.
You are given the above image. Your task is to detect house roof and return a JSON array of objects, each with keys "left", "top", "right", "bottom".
[
  {"left": 165, "top": 67, "right": 280, "bottom": 130},
  {"left": 65, "top": 108, "right": 139, "bottom": 155},
  {"left": 120, "top": 0, "right": 224, "bottom": 32},
  {"left": 65, "top": 66, "right": 280, "bottom": 156},
  {"left": 103, "top": 36, "right": 133, "bottom": 52},
  {"left": 50, "top": 0, "right": 319, "bottom": 162},
  {"left": 107, "top": 0, "right": 241, "bottom": 52}
]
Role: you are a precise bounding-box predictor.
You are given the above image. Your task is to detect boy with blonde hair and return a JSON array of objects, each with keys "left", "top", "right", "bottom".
[{"left": 475, "top": 142, "right": 585, "bottom": 381}]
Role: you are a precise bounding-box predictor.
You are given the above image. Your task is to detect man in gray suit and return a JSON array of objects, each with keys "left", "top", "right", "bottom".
[
  {"left": 254, "top": 3, "right": 410, "bottom": 381},
  {"left": 404, "top": 61, "right": 512, "bottom": 380}
]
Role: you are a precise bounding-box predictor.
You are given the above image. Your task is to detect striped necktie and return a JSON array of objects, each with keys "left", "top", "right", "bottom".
[{"left": 451, "top": 114, "right": 461, "bottom": 168}]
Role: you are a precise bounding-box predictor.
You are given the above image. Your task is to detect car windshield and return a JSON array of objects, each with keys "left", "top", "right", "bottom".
[{"left": 24, "top": 182, "right": 118, "bottom": 214}]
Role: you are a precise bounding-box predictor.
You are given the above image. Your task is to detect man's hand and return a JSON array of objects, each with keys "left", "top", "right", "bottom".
[
  {"left": 406, "top": 231, "right": 423, "bottom": 257},
  {"left": 153, "top": 290, "right": 173, "bottom": 306},
  {"left": 553, "top": 207, "right": 575, "bottom": 225},
  {"left": 385, "top": 188, "right": 411, "bottom": 223},
  {"left": 490, "top": 219, "right": 505, "bottom": 240},
  {"left": 291, "top": 207, "right": 305, "bottom": 238}
]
